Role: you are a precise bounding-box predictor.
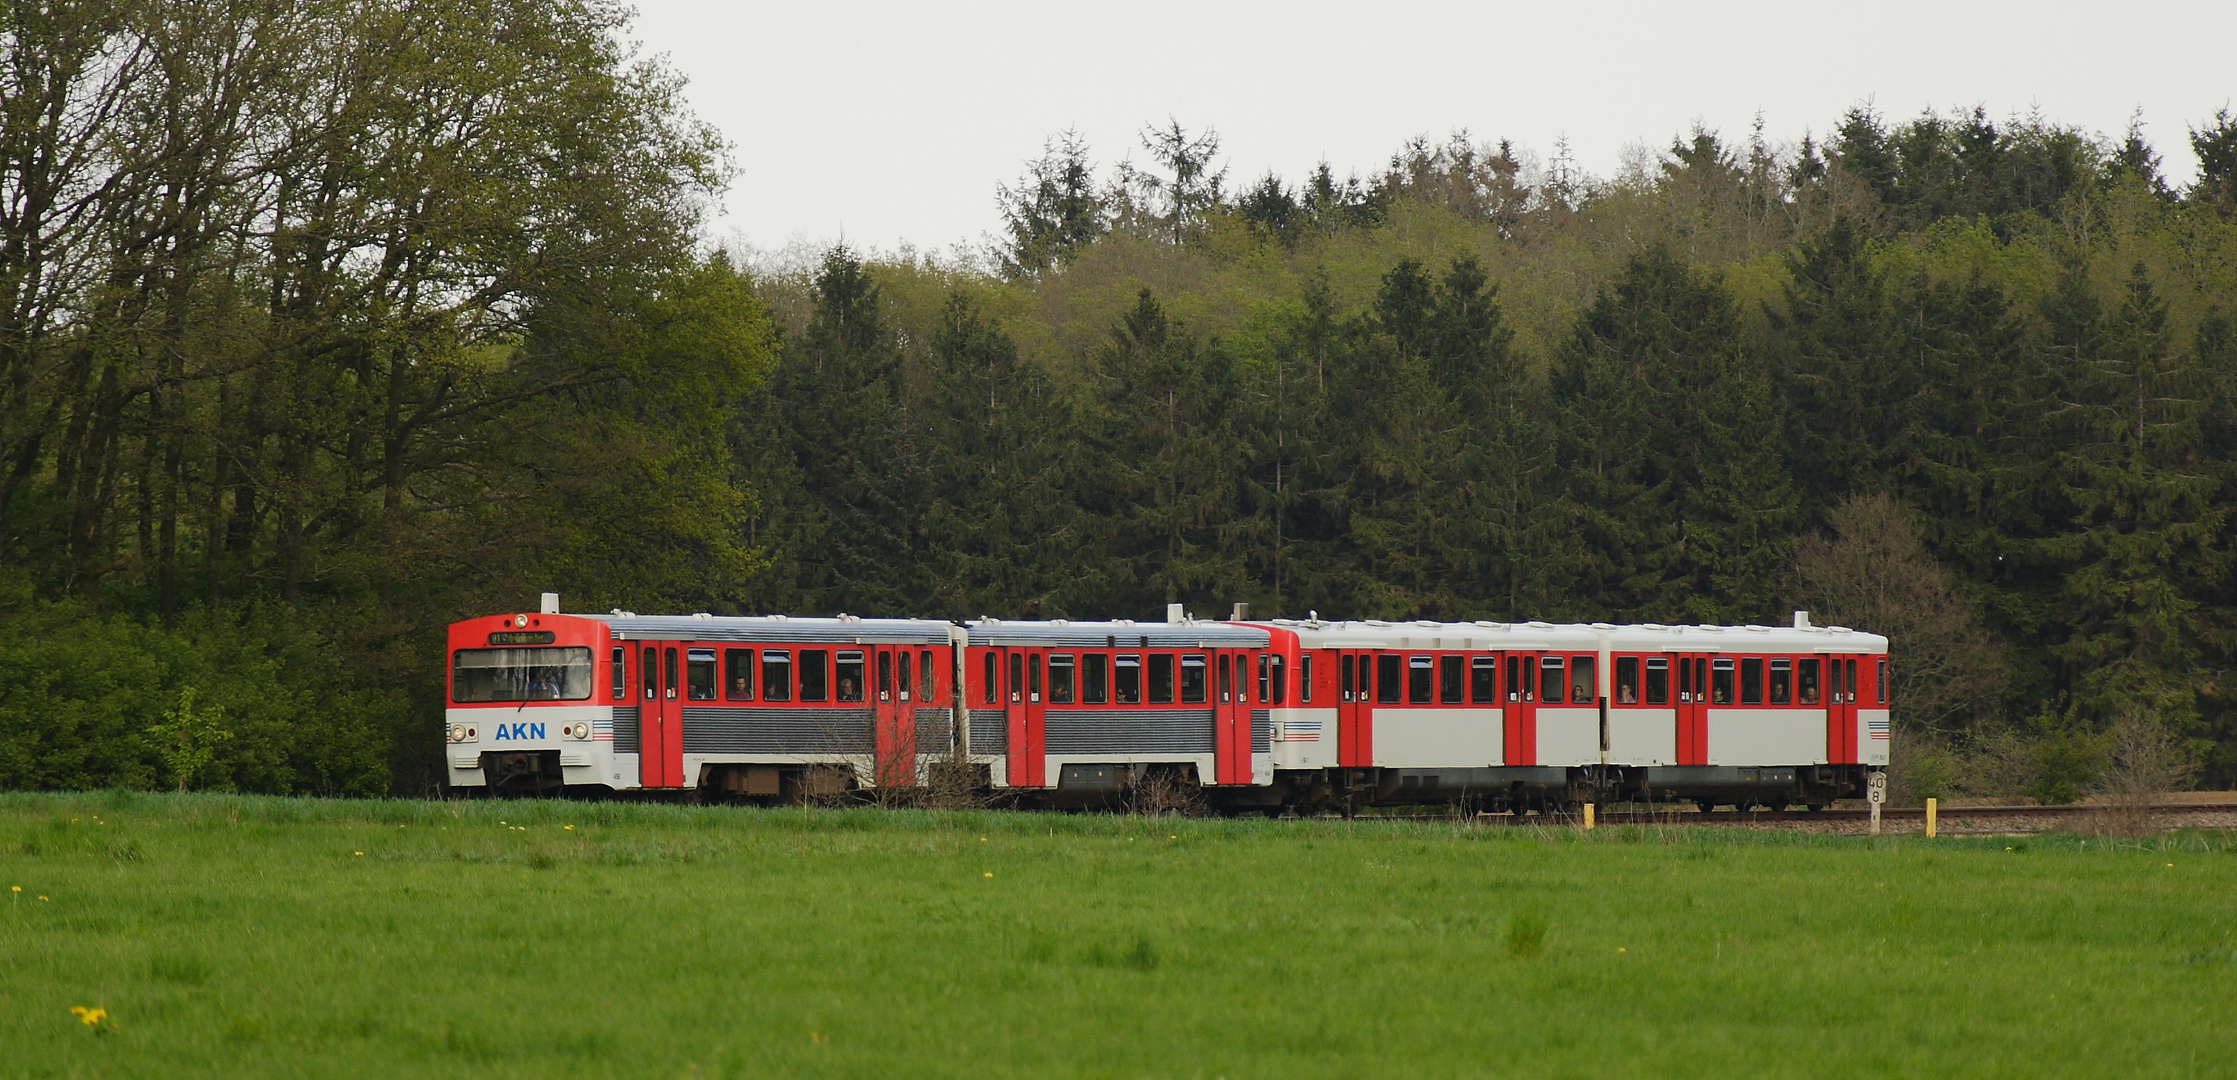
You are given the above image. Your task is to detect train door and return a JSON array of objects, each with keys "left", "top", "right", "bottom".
[
  {"left": 1824, "top": 654, "right": 1860, "bottom": 765},
  {"left": 871, "top": 646, "right": 913, "bottom": 787},
  {"left": 1213, "top": 649, "right": 1254, "bottom": 785},
  {"left": 1672, "top": 652, "right": 1710, "bottom": 766},
  {"left": 1337, "top": 649, "right": 1377, "bottom": 767},
  {"left": 638, "top": 640, "right": 685, "bottom": 788},
  {"left": 1003, "top": 646, "right": 1047, "bottom": 787},
  {"left": 1502, "top": 651, "right": 1538, "bottom": 766}
]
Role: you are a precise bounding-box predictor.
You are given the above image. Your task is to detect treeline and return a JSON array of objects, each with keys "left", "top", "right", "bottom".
[
  {"left": 2, "top": 0, "right": 2234, "bottom": 796},
  {"left": 742, "top": 112, "right": 2237, "bottom": 794},
  {"left": 0, "top": 0, "right": 768, "bottom": 795}
]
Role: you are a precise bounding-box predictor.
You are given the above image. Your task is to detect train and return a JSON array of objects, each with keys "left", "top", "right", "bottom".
[{"left": 444, "top": 596, "right": 1889, "bottom": 812}]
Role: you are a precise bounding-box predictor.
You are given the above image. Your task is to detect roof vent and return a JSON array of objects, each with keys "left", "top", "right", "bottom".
[
  {"left": 1793, "top": 610, "right": 1813, "bottom": 629},
  {"left": 540, "top": 592, "right": 560, "bottom": 614},
  {"left": 1166, "top": 603, "right": 1185, "bottom": 625},
  {"left": 692, "top": 612, "right": 713, "bottom": 620},
  {"left": 1232, "top": 602, "right": 1251, "bottom": 620}
]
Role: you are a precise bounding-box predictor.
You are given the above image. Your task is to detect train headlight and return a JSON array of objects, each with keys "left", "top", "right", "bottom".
[
  {"left": 448, "top": 724, "right": 467, "bottom": 743},
  {"left": 513, "top": 614, "right": 529, "bottom": 628}
]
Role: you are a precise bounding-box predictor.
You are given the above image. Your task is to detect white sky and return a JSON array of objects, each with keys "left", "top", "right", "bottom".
[{"left": 627, "top": 0, "right": 2237, "bottom": 257}]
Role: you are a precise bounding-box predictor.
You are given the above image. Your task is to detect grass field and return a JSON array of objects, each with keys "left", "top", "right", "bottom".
[{"left": 3, "top": 793, "right": 2234, "bottom": 1079}]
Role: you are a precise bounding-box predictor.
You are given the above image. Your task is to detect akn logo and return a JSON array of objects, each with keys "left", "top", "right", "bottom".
[{"left": 492, "top": 723, "right": 546, "bottom": 741}]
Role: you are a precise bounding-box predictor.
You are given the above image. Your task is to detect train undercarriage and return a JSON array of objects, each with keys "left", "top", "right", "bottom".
[{"left": 463, "top": 758, "right": 1878, "bottom": 814}]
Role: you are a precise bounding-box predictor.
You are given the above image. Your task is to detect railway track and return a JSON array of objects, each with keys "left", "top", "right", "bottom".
[{"left": 1469, "top": 802, "right": 2237, "bottom": 831}]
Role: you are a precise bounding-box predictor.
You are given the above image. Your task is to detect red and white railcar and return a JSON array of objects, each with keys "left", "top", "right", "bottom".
[
  {"left": 958, "top": 616, "right": 1277, "bottom": 802},
  {"left": 445, "top": 602, "right": 962, "bottom": 796},
  {"left": 1252, "top": 614, "right": 1888, "bottom": 809}
]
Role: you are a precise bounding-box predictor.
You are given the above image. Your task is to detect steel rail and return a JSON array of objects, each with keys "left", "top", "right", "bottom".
[{"left": 1465, "top": 803, "right": 2234, "bottom": 826}]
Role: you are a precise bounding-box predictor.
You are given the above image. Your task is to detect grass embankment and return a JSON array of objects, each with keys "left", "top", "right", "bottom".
[{"left": 2, "top": 793, "right": 2233, "bottom": 1079}]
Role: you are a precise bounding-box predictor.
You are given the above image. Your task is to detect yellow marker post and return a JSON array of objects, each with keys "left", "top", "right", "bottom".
[
  {"left": 1925, "top": 797, "right": 1937, "bottom": 839},
  {"left": 1584, "top": 803, "right": 1596, "bottom": 831}
]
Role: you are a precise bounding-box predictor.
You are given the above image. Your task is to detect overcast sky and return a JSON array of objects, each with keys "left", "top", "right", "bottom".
[{"left": 627, "top": 0, "right": 2237, "bottom": 257}]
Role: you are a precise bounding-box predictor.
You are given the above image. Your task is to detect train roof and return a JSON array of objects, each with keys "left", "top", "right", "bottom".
[
  {"left": 581, "top": 612, "right": 959, "bottom": 645},
  {"left": 964, "top": 618, "right": 1269, "bottom": 648},
  {"left": 1255, "top": 618, "right": 1887, "bottom": 654}
]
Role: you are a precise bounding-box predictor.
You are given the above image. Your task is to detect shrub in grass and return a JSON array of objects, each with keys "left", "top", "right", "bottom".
[{"left": 1506, "top": 912, "right": 1547, "bottom": 958}]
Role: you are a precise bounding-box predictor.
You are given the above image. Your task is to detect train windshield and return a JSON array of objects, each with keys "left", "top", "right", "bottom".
[{"left": 451, "top": 647, "right": 592, "bottom": 702}]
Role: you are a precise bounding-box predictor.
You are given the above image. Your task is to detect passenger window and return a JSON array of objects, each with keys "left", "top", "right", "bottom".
[
  {"left": 1376, "top": 654, "right": 1401, "bottom": 704},
  {"left": 1439, "top": 655, "right": 1462, "bottom": 704},
  {"left": 1798, "top": 658, "right": 1820, "bottom": 705},
  {"left": 1645, "top": 657, "right": 1669, "bottom": 705},
  {"left": 686, "top": 649, "right": 718, "bottom": 701},
  {"left": 1085, "top": 654, "right": 1110, "bottom": 704},
  {"left": 1740, "top": 657, "right": 1762, "bottom": 705},
  {"left": 800, "top": 650, "right": 830, "bottom": 702},
  {"left": 1114, "top": 655, "right": 1141, "bottom": 703},
  {"left": 1009, "top": 654, "right": 1023, "bottom": 704},
  {"left": 1149, "top": 654, "right": 1176, "bottom": 703},
  {"left": 1297, "top": 654, "right": 1310, "bottom": 703},
  {"left": 982, "top": 652, "right": 997, "bottom": 705},
  {"left": 1878, "top": 658, "right": 1888, "bottom": 704},
  {"left": 1470, "top": 656, "right": 1497, "bottom": 703},
  {"left": 896, "top": 651, "right": 909, "bottom": 702},
  {"left": 1540, "top": 656, "right": 1564, "bottom": 704},
  {"left": 1271, "top": 654, "right": 1287, "bottom": 704},
  {"left": 725, "top": 648, "right": 754, "bottom": 701},
  {"left": 1408, "top": 656, "right": 1433, "bottom": 704},
  {"left": 1769, "top": 659, "right": 1791, "bottom": 704},
  {"left": 1615, "top": 656, "right": 1639, "bottom": 704},
  {"left": 1180, "top": 655, "right": 1207, "bottom": 703},
  {"left": 1711, "top": 658, "right": 1734, "bottom": 705},
  {"left": 612, "top": 646, "right": 626, "bottom": 700},
  {"left": 1570, "top": 655, "right": 1595, "bottom": 704},
  {"left": 1049, "top": 654, "right": 1075, "bottom": 704},
  {"left": 834, "top": 650, "right": 864, "bottom": 703},
  {"left": 762, "top": 650, "right": 792, "bottom": 701},
  {"left": 920, "top": 650, "right": 937, "bottom": 702}
]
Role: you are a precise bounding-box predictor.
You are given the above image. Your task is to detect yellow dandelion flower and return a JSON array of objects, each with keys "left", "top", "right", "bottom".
[
  {"left": 71, "top": 1006, "right": 107, "bottom": 1026},
  {"left": 354, "top": 851, "right": 364, "bottom": 856},
  {"left": 39, "top": 895, "right": 49, "bottom": 901},
  {"left": 10, "top": 885, "right": 17, "bottom": 893},
  {"left": 983, "top": 872, "right": 993, "bottom": 878}
]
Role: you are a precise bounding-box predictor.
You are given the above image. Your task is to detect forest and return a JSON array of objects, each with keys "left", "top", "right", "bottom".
[{"left": 2, "top": 0, "right": 2235, "bottom": 799}]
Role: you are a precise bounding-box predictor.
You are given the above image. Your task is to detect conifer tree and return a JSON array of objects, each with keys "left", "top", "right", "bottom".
[
  {"left": 1083, "top": 290, "right": 1248, "bottom": 616},
  {"left": 2043, "top": 262, "right": 2229, "bottom": 724}
]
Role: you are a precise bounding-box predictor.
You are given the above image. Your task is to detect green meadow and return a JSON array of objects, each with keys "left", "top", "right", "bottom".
[{"left": 2, "top": 793, "right": 2233, "bottom": 1079}]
